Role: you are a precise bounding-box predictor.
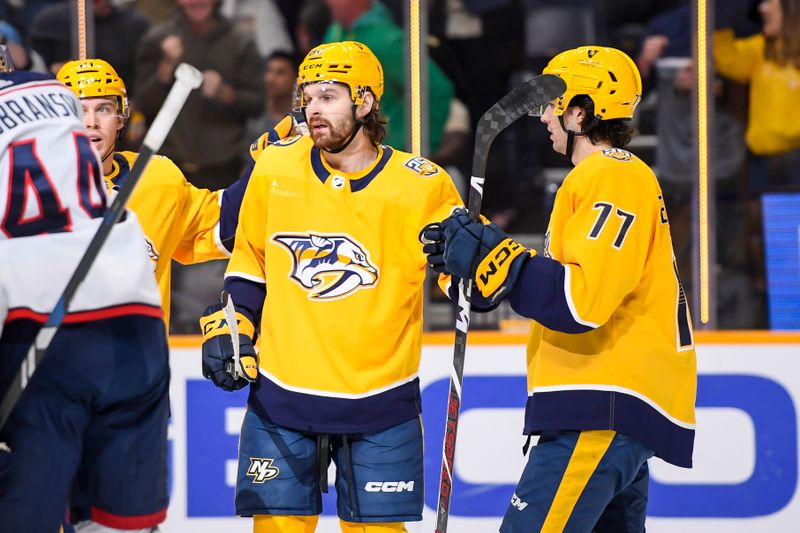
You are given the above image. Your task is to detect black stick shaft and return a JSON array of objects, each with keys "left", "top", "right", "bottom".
[{"left": 434, "top": 73, "right": 566, "bottom": 532}]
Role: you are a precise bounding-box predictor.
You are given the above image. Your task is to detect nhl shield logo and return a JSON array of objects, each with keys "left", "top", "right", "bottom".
[{"left": 272, "top": 233, "right": 379, "bottom": 299}]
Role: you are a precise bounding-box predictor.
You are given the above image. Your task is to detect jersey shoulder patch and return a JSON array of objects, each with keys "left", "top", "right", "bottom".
[
  {"left": 250, "top": 132, "right": 305, "bottom": 162},
  {"left": 273, "top": 134, "right": 303, "bottom": 147},
  {"left": 601, "top": 148, "right": 634, "bottom": 161},
  {"left": 403, "top": 156, "right": 440, "bottom": 177}
]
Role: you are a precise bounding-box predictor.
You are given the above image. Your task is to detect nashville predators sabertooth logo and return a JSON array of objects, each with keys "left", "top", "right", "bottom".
[{"left": 272, "top": 233, "right": 379, "bottom": 300}]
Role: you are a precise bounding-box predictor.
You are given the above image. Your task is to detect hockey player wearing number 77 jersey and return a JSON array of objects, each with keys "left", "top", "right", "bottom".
[
  {"left": 424, "top": 46, "right": 697, "bottom": 532},
  {"left": 0, "top": 49, "right": 170, "bottom": 531}
]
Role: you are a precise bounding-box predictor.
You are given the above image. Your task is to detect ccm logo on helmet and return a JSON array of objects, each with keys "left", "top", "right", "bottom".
[{"left": 364, "top": 481, "right": 415, "bottom": 493}]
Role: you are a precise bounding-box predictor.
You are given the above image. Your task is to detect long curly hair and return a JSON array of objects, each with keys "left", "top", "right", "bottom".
[{"left": 360, "top": 90, "right": 388, "bottom": 146}]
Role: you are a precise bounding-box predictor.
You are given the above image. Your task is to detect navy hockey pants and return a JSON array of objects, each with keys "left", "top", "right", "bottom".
[
  {"left": 500, "top": 430, "right": 654, "bottom": 533},
  {"left": 0, "top": 313, "right": 170, "bottom": 532}
]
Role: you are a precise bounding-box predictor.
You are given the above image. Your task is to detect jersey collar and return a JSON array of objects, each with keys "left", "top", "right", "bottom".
[
  {"left": 106, "top": 152, "right": 130, "bottom": 190},
  {"left": 310, "top": 144, "right": 393, "bottom": 192}
]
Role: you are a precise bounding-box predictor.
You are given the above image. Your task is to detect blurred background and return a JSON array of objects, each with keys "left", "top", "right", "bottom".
[
  {"left": 4, "top": 1, "right": 800, "bottom": 531},
  {"left": 4, "top": 0, "right": 796, "bottom": 335}
]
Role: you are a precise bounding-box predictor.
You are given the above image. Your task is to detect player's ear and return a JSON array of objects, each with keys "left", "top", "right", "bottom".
[
  {"left": 566, "top": 105, "right": 584, "bottom": 130},
  {"left": 357, "top": 91, "right": 375, "bottom": 120},
  {"left": 574, "top": 106, "right": 586, "bottom": 128}
]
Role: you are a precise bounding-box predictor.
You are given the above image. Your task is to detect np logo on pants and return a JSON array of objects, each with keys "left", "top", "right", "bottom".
[{"left": 246, "top": 458, "right": 280, "bottom": 483}]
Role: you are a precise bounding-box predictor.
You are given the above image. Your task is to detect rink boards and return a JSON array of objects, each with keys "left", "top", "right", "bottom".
[{"left": 163, "top": 331, "right": 800, "bottom": 532}]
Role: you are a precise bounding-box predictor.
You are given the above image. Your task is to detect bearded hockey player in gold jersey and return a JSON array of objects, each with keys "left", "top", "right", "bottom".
[
  {"left": 199, "top": 41, "right": 463, "bottom": 532},
  {"left": 426, "top": 46, "right": 697, "bottom": 532}
]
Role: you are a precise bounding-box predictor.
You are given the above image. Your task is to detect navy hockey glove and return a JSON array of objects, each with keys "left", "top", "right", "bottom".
[
  {"left": 200, "top": 304, "right": 259, "bottom": 391},
  {"left": 420, "top": 222, "right": 448, "bottom": 274},
  {"left": 441, "top": 208, "right": 535, "bottom": 301}
]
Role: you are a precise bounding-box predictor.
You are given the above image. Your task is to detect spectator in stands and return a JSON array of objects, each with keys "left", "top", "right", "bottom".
[
  {"left": 322, "top": 0, "right": 454, "bottom": 154},
  {"left": 132, "top": 0, "right": 177, "bottom": 25},
  {"left": 136, "top": 0, "right": 263, "bottom": 333},
  {"left": 244, "top": 50, "right": 298, "bottom": 154},
  {"left": 432, "top": 97, "right": 471, "bottom": 199},
  {"left": 637, "top": 3, "right": 759, "bottom": 328},
  {"left": 296, "top": 0, "right": 329, "bottom": 55},
  {"left": 442, "top": 0, "right": 526, "bottom": 227},
  {"left": 0, "top": 0, "right": 53, "bottom": 42},
  {"left": 0, "top": 20, "right": 32, "bottom": 71},
  {"left": 135, "top": 0, "right": 263, "bottom": 190},
  {"left": 29, "top": 0, "right": 149, "bottom": 87},
  {"left": 221, "top": 0, "right": 293, "bottom": 58},
  {"left": 714, "top": 0, "right": 800, "bottom": 195}
]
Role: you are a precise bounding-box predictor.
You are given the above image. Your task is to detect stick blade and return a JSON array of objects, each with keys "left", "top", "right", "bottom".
[{"left": 475, "top": 74, "right": 567, "bottom": 144}]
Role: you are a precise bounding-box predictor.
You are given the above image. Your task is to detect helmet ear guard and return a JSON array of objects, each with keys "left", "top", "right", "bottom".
[
  {"left": 543, "top": 46, "right": 642, "bottom": 121},
  {"left": 56, "top": 59, "right": 130, "bottom": 121}
]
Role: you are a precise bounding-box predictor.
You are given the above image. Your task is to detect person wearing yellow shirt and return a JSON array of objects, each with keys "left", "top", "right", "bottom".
[
  {"left": 57, "top": 58, "right": 253, "bottom": 328},
  {"left": 425, "top": 46, "right": 697, "bottom": 532},
  {"left": 714, "top": 0, "right": 800, "bottom": 193}
]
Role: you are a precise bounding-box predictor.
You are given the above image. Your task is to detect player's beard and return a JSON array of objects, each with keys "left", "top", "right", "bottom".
[{"left": 309, "top": 114, "right": 354, "bottom": 151}]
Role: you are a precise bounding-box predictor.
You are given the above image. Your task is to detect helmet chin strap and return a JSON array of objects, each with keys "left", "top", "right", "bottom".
[
  {"left": 325, "top": 106, "right": 364, "bottom": 154},
  {"left": 558, "top": 114, "right": 599, "bottom": 162},
  {"left": 102, "top": 117, "right": 126, "bottom": 167},
  {"left": 302, "top": 105, "right": 366, "bottom": 155}
]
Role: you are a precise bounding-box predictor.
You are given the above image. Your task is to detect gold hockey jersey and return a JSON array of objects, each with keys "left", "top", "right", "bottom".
[
  {"left": 106, "top": 152, "right": 230, "bottom": 326},
  {"left": 225, "top": 135, "right": 463, "bottom": 433},
  {"left": 505, "top": 148, "right": 696, "bottom": 467}
]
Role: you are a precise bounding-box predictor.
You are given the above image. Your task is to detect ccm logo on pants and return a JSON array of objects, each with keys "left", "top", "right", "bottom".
[{"left": 364, "top": 481, "right": 415, "bottom": 493}]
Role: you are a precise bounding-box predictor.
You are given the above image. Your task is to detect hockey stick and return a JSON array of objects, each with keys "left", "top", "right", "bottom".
[
  {"left": 433, "top": 74, "right": 567, "bottom": 533},
  {"left": 220, "top": 290, "right": 257, "bottom": 382},
  {"left": 221, "top": 290, "right": 242, "bottom": 379},
  {"left": 0, "top": 63, "right": 203, "bottom": 431}
]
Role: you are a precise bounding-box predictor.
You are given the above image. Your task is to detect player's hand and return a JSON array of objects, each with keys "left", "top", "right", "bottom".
[
  {"left": 160, "top": 34, "right": 183, "bottom": 64},
  {"left": 420, "top": 223, "right": 447, "bottom": 274},
  {"left": 249, "top": 114, "right": 310, "bottom": 162},
  {"left": 271, "top": 113, "right": 308, "bottom": 140},
  {"left": 441, "top": 208, "right": 534, "bottom": 301},
  {"left": 199, "top": 304, "right": 258, "bottom": 391},
  {"left": 201, "top": 69, "right": 224, "bottom": 99},
  {"left": 157, "top": 35, "right": 183, "bottom": 83}
]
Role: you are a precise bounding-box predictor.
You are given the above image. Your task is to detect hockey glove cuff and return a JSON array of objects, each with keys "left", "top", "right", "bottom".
[
  {"left": 200, "top": 305, "right": 258, "bottom": 391},
  {"left": 441, "top": 208, "right": 534, "bottom": 301},
  {"left": 475, "top": 238, "right": 535, "bottom": 302}
]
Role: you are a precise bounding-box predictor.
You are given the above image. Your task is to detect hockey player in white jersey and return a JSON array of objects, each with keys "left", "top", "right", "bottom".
[{"left": 0, "top": 47, "right": 170, "bottom": 532}]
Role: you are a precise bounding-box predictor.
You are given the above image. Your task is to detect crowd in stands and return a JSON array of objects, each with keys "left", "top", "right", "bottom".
[{"left": 1, "top": 0, "right": 797, "bottom": 330}]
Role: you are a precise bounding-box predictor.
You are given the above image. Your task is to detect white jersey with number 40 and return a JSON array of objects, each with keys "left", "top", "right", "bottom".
[
  {"left": 0, "top": 72, "right": 107, "bottom": 238},
  {"left": 0, "top": 72, "right": 160, "bottom": 333}
]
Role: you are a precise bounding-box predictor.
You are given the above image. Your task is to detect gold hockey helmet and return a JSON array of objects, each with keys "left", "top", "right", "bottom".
[
  {"left": 295, "top": 41, "right": 384, "bottom": 109},
  {"left": 543, "top": 46, "right": 642, "bottom": 120},
  {"left": 57, "top": 58, "right": 129, "bottom": 119}
]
